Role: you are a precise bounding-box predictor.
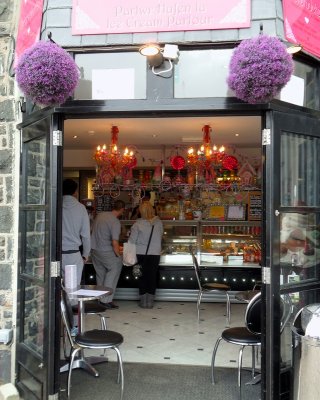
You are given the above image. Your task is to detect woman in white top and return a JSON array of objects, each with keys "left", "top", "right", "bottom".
[{"left": 129, "top": 202, "right": 163, "bottom": 308}]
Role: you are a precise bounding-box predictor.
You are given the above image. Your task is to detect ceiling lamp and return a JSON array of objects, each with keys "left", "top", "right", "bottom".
[
  {"left": 94, "top": 125, "right": 137, "bottom": 185},
  {"left": 286, "top": 43, "right": 302, "bottom": 54},
  {"left": 139, "top": 43, "right": 179, "bottom": 76},
  {"left": 186, "top": 124, "right": 232, "bottom": 184}
]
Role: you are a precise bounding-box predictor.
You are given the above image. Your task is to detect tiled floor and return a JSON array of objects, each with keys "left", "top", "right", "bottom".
[{"left": 84, "top": 299, "right": 260, "bottom": 369}]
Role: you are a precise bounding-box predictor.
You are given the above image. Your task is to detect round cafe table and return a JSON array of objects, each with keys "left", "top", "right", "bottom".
[{"left": 60, "top": 285, "right": 113, "bottom": 377}]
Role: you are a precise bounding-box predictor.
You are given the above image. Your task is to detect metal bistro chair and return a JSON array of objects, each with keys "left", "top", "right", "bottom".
[
  {"left": 60, "top": 291, "right": 124, "bottom": 399},
  {"left": 71, "top": 300, "right": 109, "bottom": 330},
  {"left": 211, "top": 292, "right": 292, "bottom": 400},
  {"left": 190, "top": 248, "right": 231, "bottom": 325}
]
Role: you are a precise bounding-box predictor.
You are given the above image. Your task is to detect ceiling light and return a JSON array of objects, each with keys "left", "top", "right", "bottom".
[
  {"left": 73, "top": 135, "right": 78, "bottom": 139},
  {"left": 286, "top": 43, "right": 302, "bottom": 54},
  {"left": 139, "top": 43, "right": 179, "bottom": 76},
  {"left": 139, "top": 44, "right": 161, "bottom": 56}
]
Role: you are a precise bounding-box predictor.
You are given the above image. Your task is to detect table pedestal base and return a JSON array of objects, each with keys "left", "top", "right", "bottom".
[{"left": 60, "top": 355, "right": 108, "bottom": 376}]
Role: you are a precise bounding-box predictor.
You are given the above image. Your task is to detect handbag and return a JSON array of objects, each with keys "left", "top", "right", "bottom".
[
  {"left": 123, "top": 242, "right": 137, "bottom": 266},
  {"left": 132, "top": 225, "right": 154, "bottom": 279}
]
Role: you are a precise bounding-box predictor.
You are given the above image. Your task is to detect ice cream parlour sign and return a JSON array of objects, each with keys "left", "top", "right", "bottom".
[{"left": 72, "top": 0, "right": 251, "bottom": 35}]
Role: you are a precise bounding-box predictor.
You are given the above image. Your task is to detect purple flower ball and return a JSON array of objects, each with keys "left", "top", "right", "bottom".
[
  {"left": 227, "top": 35, "right": 294, "bottom": 104},
  {"left": 16, "top": 41, "right": 79, "bottom": 106}
]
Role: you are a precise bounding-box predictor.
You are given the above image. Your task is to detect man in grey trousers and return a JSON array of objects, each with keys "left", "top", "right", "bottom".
[
  {"left": 91, "top": 200, "right": 125, "bottom": 309},
  {"left": 62, "top": 179, "right": 91, "bottom": 285}
]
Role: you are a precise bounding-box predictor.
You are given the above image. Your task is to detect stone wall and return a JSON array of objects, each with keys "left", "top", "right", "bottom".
[{"left": 0, "top": 0, "right": 19, "bottom": 384}]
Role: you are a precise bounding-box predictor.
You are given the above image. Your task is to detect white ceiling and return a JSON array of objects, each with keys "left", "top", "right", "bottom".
[{"left": 64, "top": 116, "right": 261, "bottom": 150}]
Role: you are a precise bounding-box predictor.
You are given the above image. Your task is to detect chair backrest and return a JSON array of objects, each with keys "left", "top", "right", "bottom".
[
  {"left": 61, "top": 289, "right": 76, "bottom": 343},
  {"left": 245, "top": 292, "right": 262, "bottom": 335},
  {"left": 190, "top": 247, "right": 202, "bottom": 290},
  {"left": 245, "top": 292, "right": 292, "bottom": 336}
]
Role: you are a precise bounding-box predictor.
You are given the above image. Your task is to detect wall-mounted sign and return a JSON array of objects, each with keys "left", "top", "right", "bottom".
[
  {"left": 248, "top": 191, "right": 262, "bottom": 221},
  {"left": 283, "top": 0, "right": 320, "bottom": 59},
  {"left": 72, "top": 0, "right": 251, "bottom": 35},
  {"left": 15, "top": 0, "right": 44, "bottom": 66}
]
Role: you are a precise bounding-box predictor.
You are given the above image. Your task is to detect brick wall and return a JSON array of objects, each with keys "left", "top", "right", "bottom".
[{"left": 0, "top": 0, "right": 19, "bottom": 384}]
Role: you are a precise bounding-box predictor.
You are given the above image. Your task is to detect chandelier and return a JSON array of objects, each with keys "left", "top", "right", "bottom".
[
  {"left": 187, "top": 125, "right": 226, "bottom": 171},
  {"left": 94, "top": 125, "right": 137, "bottom": 185}
]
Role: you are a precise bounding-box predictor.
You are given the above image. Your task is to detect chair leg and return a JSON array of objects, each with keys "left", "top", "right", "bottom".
[
  {"left": 226, "top": 292, "right": 231, "bottom": 326},
  {"left": 211, "top": 336, "right": 222, "bottom": 384},
  {"left": 238, "top": 345, "right": 245, "bottom": 400},
  {"left": 197, "top": 290, "right": 203, "bottom": 322},
  {"left": 113, "top": 346, "right": 124, "bottom": 400},
  {"left": 67, "top": 347, "right": 80, "bottom": 398},
  {"left": 100, "top": 315, "right": 107, "bottom": 330},
  {"left": 251, "top": 346, "right": 256, "bottom": 378}
]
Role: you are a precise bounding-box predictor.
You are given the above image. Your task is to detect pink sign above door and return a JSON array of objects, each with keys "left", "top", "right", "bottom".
[
  {"left": 283, "top": 0, "right": 320, "bottom": 59},
  {"left": 72, "top": 0, "right": 251, "bottom": 35},
  {"left": 15, "top": 0, "right": 44, "bottom": 66}
]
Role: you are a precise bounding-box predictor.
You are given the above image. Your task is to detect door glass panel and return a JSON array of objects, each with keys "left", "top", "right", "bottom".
[
  {"left": 23, "top": 282, "right": 45, "bottom": 356},
  {"left": 281, "top": 132, "right": 320, "bottom": 207},
  {"left": 24, "top": 211, "right": 46, "bottom": 279},
  {"left": 280, "top": 212, "right": 320, "bottom": 286},
  {"left": 26, "top": 136, "right": 47, "bottom": 205}
]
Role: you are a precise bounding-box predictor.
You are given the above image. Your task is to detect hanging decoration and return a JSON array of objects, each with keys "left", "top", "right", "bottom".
[
  {"left": 187, "top": 125, "right": 227, "bottom": 183},
  {"left": 15, "top": 41, "right": 79, "bottom": 106},
  {"left": 227, "top": 35, "right": 293, "bottom": 104},
  {"left": 94, "top": 125, "right": 137, "bottom": 186}
]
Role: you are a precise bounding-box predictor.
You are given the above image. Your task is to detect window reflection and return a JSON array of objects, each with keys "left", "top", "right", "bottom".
[
  {"left": 280, "top": 212, "right": 320, "bottom": 286},
  {"left": 23, "top": 282, "right": 44, "bottom": 356},
  {"left": 174, "top": 49, "right": 233, "bottom": 98},
  {"left": 281, "top": 133, "right": 320, "bottom": 207},
  {"left": 74, "top": 53, "right": 146, "bottom": 100}
]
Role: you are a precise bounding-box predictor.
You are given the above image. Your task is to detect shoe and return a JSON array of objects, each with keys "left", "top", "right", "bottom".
[
  {"left": 105, "top": 302, "right": 119, "bottom": 309},
  {"left": 71, "top": 327, "right": 78, "bottom": 337}
]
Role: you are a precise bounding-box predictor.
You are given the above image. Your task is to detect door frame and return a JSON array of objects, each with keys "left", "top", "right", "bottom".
[
  {"left": 16, "top": 108, "right": 63, "bottom": 399},
  {"left": 17, "top": 97, "right": 320, "bottom": 399}
]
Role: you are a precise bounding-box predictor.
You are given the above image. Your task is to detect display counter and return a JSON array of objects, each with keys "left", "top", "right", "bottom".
[{"left": 117, "top": 219, "right": 261, "bottom": 293}]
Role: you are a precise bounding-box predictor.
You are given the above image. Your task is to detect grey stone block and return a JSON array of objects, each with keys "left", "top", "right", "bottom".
[
  {"left": 252, "top": 0, "right": 277, "bottom": 19},
  {"left": 0, "top": 264, "right": 11, "bottom": 289},
  {"left": 46, "top": 9, "right": 71, "bottom": 28},
  {"left": 0, "top": 207, "right": 12, "bottom": 233},
  {"left": 0, "top": 0, "right": 11, "bottom": 23},
  {"left": 0, "top": 100, "right": 14, "bottom": 122},
  {"left": 106, "top": 34, "right": 134, "bottom": 45},
  {"left": 0, "top": 150, "right": 12, "bottom": 173},
  {"left": 47, "top": 0, "right": 72, "bottom": 8},
  {"left": 81, "top": 35, "right": 108, "bottom": 46},
  {"left": 41, "top": 28, "right": 81, "bottom": 47}
]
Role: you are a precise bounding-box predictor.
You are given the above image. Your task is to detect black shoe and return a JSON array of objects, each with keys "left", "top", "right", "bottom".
[{"left": 105, "top": 302, "right": 119, "bottom": 309}]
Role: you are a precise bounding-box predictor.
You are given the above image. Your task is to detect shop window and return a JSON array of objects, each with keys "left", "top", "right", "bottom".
[
  {"left": 281, "top": 132, "right": 320, "bottom": 207},
  {"left": 74, "top": 53, "right": 147, "bottom": 100},
  {"left": 279, "top": 60, "right": 318, "bottom": 110},
  {"left": 174, "top": 49, "right": 234, "bottom": 98}
]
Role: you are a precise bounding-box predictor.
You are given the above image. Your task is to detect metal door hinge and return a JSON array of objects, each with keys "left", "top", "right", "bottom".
[
  {"left": 262, "top": 129, "right": 271, "bottom": 145},
  {"left": 50, "top": 261, "right": 60, "bottom": 278},
  {"left": 53, "top": 130, "right": 63, "bottom": 146},
  {"left": 262, "top": 267, "right": 271, "bottom": 284},
  {"left": 49, "top": 394, "right": 59, "bottom": 400}
]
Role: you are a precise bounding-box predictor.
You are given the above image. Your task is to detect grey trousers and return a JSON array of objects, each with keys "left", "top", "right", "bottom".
[{"left": 91, "top": 249, "right": 122, "bottom": 303}]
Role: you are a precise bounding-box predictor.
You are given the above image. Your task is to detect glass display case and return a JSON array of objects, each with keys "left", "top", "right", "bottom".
[{"left": 118, "top": 219, "right": 262, "bottom": 291}]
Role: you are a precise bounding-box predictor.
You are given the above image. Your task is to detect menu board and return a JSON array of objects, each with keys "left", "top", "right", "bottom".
[
  {"left": 248, "top": 191, "right": 262, "bottom": 221},
  {"left": 95, "top": 195, "right": 114, "bottom": 213}
]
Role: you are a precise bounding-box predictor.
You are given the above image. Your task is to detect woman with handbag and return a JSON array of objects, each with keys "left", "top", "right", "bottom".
[{"left": 128, "top": 202, "right": 163, "bottom": 308}]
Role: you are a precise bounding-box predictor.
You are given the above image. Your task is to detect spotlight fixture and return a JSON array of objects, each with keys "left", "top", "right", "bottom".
[
  {"left": 139, "top": 43, "right": 161, "bottom": 57},
  {"left": 139, "top": 43, "right": 179, "bottom": 76},
  {"left": 286, "top": 43, "right": 302, "bottom": 54}
]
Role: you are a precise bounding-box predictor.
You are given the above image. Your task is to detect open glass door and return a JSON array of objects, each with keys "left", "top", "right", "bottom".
[
  {"left": 262, "top": 107, "right": 320, "bottom": 400},
  {"left": 16, "top": 111, "right": 63, "bottom": 399}
]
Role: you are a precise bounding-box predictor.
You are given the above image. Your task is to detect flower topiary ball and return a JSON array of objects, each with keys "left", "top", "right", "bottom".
[
  {"left": 227, "top": 35, "right": 294, "bottom": 104},
  {"left": 16, "top": 41, "right": 79, "bottom": 106}
]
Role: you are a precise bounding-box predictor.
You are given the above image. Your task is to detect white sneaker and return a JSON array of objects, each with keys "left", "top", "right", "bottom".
[{"left": 71, "top": 327, "right": 78, "bottom": 337}]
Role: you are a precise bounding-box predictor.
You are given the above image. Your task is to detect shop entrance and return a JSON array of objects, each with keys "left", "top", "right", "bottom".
[{"left": 16, "top": 100, "right": 320, "bottom": 400}]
